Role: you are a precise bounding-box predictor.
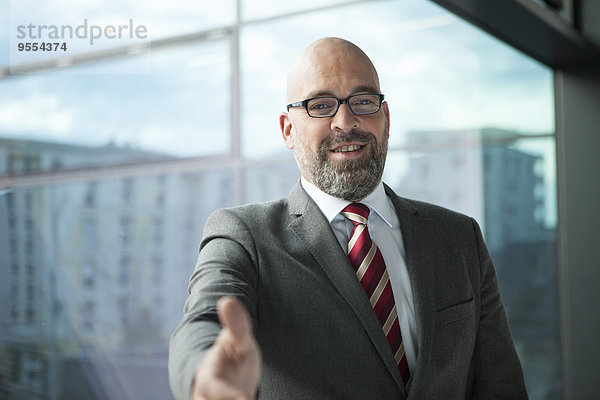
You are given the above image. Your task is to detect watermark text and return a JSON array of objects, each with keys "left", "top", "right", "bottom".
[{"left": 16, "top": 19, "right": 148, "bottom": 46}]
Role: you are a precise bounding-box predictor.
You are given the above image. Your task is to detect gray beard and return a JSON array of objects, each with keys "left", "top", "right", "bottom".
[{"left": 294, "top": 130, "right": 388, "bottom": 201}]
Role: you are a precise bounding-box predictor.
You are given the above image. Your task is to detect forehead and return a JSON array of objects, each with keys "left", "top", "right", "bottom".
[{"left": 288, "top": 44, "right": 380, "bottom": 100}]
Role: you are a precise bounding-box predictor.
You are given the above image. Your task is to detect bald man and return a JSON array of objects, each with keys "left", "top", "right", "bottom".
[{"left": 169, "top": 38, "right": 528, "bottom": 400}]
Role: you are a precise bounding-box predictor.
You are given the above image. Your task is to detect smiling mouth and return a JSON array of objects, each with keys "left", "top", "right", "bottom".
[{"left": 332, "top": 144, "right": 365, "bottom": 153}]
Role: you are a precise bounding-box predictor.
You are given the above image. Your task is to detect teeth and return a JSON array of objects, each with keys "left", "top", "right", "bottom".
[{"left": 335, "top": 145, "right": 361, "bottom": 152}]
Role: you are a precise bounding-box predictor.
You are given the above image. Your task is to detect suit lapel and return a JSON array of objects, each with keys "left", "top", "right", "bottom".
[
  {"left": 287, "top": 183, "right": 407, "bottom": 396},
  {"left": 385, "top": 184, "right": 436, "bottom": 395}
]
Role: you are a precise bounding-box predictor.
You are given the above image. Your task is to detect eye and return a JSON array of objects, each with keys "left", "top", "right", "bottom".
[
  {"left": 306, "top": 97, "right": 342, "bottom": 116},
  {"left": 307, "top": 98, "right": 337, "bottom": 112},
  {"left": 310, "top": 102, "right": 333, "bottom": 110},
  {"left": 352, "top": 97, "right": 374, "bottom": 106}
]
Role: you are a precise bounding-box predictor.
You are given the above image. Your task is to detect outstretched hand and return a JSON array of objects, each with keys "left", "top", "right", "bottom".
[{"left": 192, "top": 297, "right": 262, "bottom": 400}]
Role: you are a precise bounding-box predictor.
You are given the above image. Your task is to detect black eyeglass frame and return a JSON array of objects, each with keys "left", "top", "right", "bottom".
[{"left": 286, "top": 93, "right": 385, "bottom": 118}]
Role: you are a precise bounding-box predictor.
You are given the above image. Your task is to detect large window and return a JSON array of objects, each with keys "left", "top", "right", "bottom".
[{"left": 0, "top": 0, "right": 559, "bottom": 399}]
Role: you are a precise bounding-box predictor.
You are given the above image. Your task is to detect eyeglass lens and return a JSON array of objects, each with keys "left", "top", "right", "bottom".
[{"left": 307, "top": 94, "right": 380, "bottom": 117}]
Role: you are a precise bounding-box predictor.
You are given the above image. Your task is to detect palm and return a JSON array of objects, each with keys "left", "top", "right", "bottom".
[{"left": 193, "top": 297, "right": 261, "bottom": 400}]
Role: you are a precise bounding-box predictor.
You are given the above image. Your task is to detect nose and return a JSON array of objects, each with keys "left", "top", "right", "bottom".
[{"left": 330, "top": 103, "right": 359, "bottom": 133}]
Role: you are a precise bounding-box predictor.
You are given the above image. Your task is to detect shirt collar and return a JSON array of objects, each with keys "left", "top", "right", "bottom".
[{"left": 300, "top": 176, "right": 394, "bottom": 227}]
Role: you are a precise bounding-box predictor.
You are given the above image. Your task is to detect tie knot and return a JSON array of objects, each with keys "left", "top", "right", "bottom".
[{"left": 341, "top": 203, "right": 370, "bottom": 225}]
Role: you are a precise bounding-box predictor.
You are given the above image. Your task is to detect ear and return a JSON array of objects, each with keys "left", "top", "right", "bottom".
[
  {"left": 382, "top": 101, "right": 390, "bottom": 137},
  {"left": 279, "top": 112, "right": 295, "bottom": 150}
]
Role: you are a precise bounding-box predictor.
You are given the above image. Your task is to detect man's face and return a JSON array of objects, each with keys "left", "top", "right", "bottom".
[{"left": 280, "top": 41, "right": 390, "bottom": 201}]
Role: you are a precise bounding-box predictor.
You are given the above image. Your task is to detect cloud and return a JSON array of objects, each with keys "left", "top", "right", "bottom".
[
  {"left": 137, "top": 123, "right": 227, "bottom": 156},
  {"left": 0, "top": 93, "right": 74, "bottom": 134}
]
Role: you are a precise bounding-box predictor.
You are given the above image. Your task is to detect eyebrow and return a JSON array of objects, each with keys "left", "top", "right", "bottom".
[{"left": 305, "top": 85, "right": 380, "bottom": 99}]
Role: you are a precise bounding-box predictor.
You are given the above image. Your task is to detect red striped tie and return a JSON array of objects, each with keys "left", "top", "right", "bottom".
[{"left": 341, "top": 203, "right": 410, "bottom": 386}]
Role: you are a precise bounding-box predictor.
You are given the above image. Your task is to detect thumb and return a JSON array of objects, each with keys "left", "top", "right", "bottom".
[{"left": 217, "top": 296, "right": 253, "bottom": 346}]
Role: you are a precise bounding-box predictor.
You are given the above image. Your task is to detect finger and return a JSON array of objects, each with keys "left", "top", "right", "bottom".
[{"left": 217, "top": 297, "right": 252, "bottom": 346}]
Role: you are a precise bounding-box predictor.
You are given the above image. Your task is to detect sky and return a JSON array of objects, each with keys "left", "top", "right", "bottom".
[{"left": 0, "top": 0, "right": 554, "bottom": 157}]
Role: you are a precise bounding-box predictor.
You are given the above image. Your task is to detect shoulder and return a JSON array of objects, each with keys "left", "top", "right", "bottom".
[
  {"left": 384, "top": 184, "right": 481, "bottom": 242},
  {"left": 205, "top": 197, "right": 292, "bottom": 230},
  {"left": 404, "top": 197, "right": 474, "bottom": 223},
  {"left": 199, "top": 198, "right": 293, "bottom": 259},
  {"left": 206, "top": 181, "right": 310, "bottom": 228}
]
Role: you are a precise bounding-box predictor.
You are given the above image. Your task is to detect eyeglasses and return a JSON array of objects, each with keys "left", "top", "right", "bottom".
[{"left": 286, "top": 93, "right": 384, "bottom": 118}]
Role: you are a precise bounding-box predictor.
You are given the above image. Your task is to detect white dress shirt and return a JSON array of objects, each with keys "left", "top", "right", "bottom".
[{"left": 301, "top": 177, "right": 418, "bottom": 374}]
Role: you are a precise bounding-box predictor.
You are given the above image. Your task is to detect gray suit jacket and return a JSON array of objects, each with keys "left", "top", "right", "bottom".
[{"left": 169, "top": 182, "right": 528, "bottom": 399}]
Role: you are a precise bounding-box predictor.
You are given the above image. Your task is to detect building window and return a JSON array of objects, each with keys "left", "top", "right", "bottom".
[
  {"left": 82, "top": 260, "right": 95, "bottom": 289},
  {"left": 26, "top": 239, "right": 34, "bottom": 254},
  {"left": 118, "top": 296, "right": 130, "bottom": 323},
  {"left": 9, "top": 349, "right": 21, "bottom": 383},
  {"left": 119, "top": 255, "right": 131, "bottom": 286},
  {"left": 152, "top": 255, "right": 163, "bottom": 285},
  {"left": 156, "top": 176, "right": 166, "bottom": 207},
  {"left": 152, "top": 216, "right": 163, "bottom": 246},
  {"left": 85, "top": 182, "right": 96, "bottom": 208},
  {"left": 24, "top": 191, "right": 33, "bottom": 211},
  {"left": 26, "top": 308, "right": 35, "bottom": 323},
  {"left": 6, "top": 192, "right": 15, "bottom": 209},
  {"left": 11, "top": 283, "right": 19, "bottom": 322},
  {"left": 119, "top": 215, "right": 131, "bottom": 245},
  {"left": 81, "top": 301, "right": 95, "bottom": 333},
  {"left": 122, "top": 179, "right": 133, "bottom": 204},
  {"left": 8, "top": 215, "right": 16, "bottom": 230},
  {"left": 83, "top": 217, "right": 97, "bottom": 251}
]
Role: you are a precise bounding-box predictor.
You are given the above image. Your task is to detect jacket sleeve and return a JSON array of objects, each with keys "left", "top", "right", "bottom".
[
  {"left": 168, "top": 208, "right": 259, "bottom": 400},
  {"left": 468, "top": 218, "right": 528, "bottom": 399}
]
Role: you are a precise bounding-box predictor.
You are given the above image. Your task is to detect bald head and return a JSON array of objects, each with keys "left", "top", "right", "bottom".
[{"left": 286, "top": 37, "right": 381, "bottom": 104}]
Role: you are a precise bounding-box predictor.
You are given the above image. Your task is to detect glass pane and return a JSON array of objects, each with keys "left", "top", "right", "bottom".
[
  {"left": 0, "top": 39, "right": 230, "bottom": 175},
  {"left": 0, "top": 169, "right": 235, "bottom": 399},
  {"left": 143, "top": 0, "right": 236, "bottom": 38},
  {"left": 245, "top": 156, "right": 299, "bottom": 203},
  {"left": 240, "top": 0, "right": 554, "bottom": 158},
  {"left": 241, "top": 0, "right": 349, "bottom": 21},
  {"left": 0, "top": 0, "right": 8, "bottom": 66},
  {"left": 240, "top": 0, "right": 559, "bottom": 398},
  {"left": 0, "top": 0, "right": 561, "bottom": 398},
  {"left": 384, "top": 133, "right": 560, "bottom": 399}
]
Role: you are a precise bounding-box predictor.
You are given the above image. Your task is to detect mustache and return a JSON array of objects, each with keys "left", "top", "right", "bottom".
[{"left": 320, "top": 130, "right": 377, "bottom": 149}]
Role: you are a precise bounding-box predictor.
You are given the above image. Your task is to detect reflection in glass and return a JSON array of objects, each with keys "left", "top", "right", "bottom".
[
  {"left": 245, "top": 156, "right": 299, "bottom": 203},
  {"left": 0, "top": 39, "right": 230, "bottom": 175},
  {"left": 0, "top": 169, "right": 235, "bottom": 399},
  {"left": 384, "top": 130, "right": 560, "bottom": 399},
  {"left": 240, "top": 0, "right": 554, "bottom": 158},
  {"left": 241, "top": 0, "right": 349, "bottom": 21}
]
